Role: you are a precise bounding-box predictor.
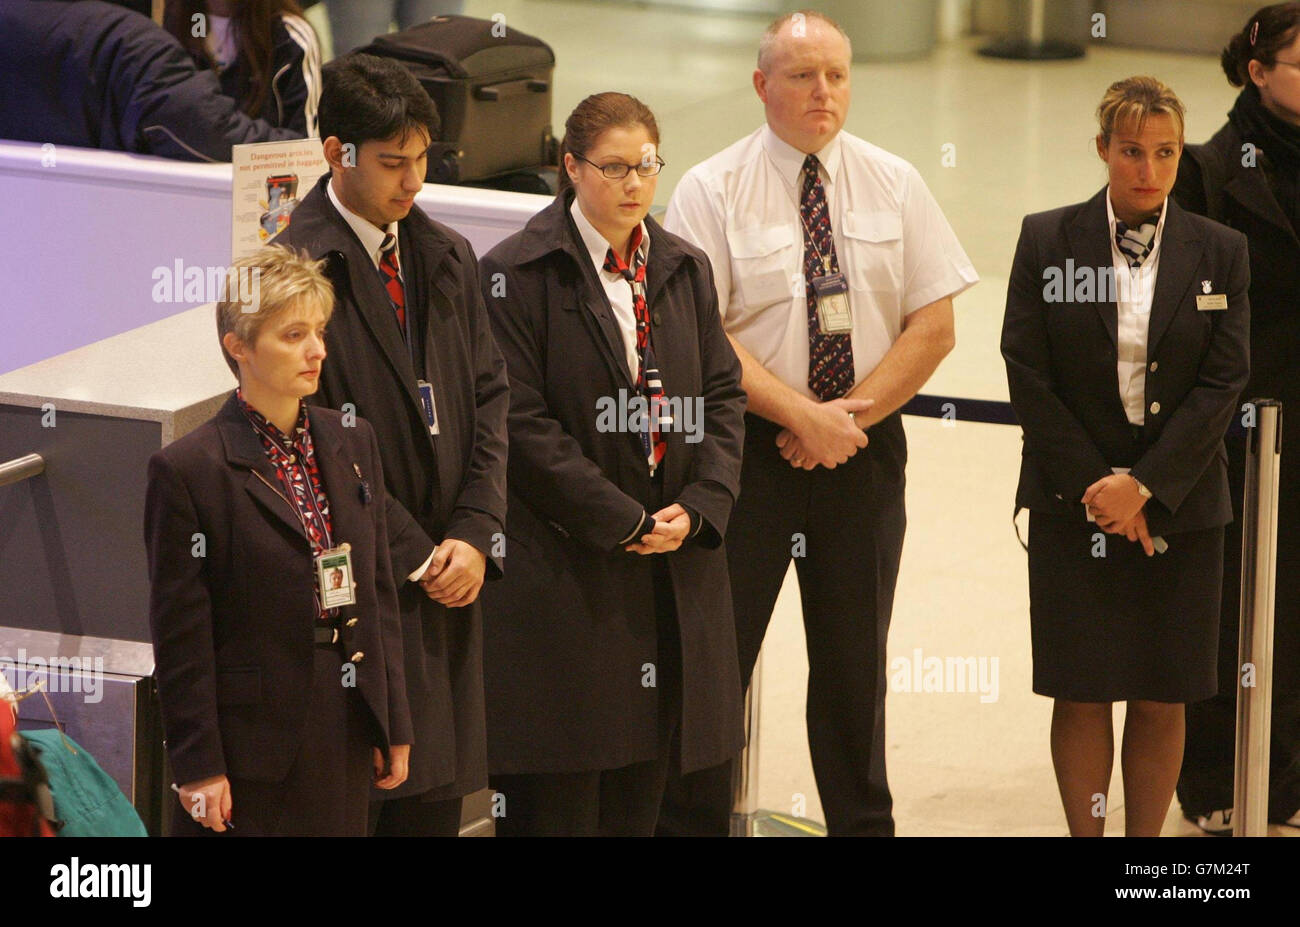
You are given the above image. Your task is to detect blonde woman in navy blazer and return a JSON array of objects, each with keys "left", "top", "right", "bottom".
[
  {"left": 145, "top": 246, "right": 413, "bottom": 836},
  {"left": 1001, "top": 77, "right": 1250, "bottom": 836}
]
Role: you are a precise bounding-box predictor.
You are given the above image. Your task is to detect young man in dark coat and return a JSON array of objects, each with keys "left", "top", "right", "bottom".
[
  {"left": 274, "top": 53, "right": 509, "bottom": 836},
  {"left": 0, "top": 0, "right": 296, "bottom": 161}
]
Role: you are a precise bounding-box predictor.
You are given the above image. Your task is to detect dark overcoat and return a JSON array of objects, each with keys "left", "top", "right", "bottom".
[
  {"left": 478, "top": 191, "right": 747, "bottom": 775},
  {"left": 1175, "top": 120, "right": 1300, "bottom": 689},
  {"left": 275, "top": 175, "right": 509, "bottom": 798}
]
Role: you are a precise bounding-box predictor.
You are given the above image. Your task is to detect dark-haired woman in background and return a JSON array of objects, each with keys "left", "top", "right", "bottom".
[
  {"left": 165, "top": 0, "right": 322, "bottom": 137},
  {"left": 1172, "top": 2, "right": 1300, "bottom": 834},
  {"left": 478, "top": 92, "right": 747, "bottom": 836}
]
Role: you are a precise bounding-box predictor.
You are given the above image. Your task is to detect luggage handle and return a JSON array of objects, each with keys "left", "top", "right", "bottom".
[{"left": 474, "top": 78, "right": 549, "bottom": 101}]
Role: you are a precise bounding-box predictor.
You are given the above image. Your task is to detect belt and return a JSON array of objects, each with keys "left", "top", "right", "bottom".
[{"left": 313, "top": 625, "right": 340, "bottom": 646}]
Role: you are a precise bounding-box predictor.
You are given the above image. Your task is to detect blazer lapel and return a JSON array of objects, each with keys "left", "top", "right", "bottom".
[
  {"left": 311, "top": 415, "right": 364, "bottom": 548},
  {"left": 411, "top": 222, "right": 456, "bottom": 456},
  {"left": 300, "top": 179, "right": 428, "bottom": 434},
  {"left": 1067, "top": 189, "right": 1119, "bottom": 353},
  {"left": 215, "top": 395, "right": 308, "bottom": 543},
  {"left": 336, "top": 248, "right": 423, "bottom": 405},
  {"left": 521, "top": 193, "right": 637, "bottom": 390},
  {"left": 1147, "top": 200, "right": 1205, "bottom": 356},
  {"left": 582, "top": 289, "right": 636, "bottom": 390}
]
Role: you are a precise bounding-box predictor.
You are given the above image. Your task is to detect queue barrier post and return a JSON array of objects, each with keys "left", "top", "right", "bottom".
[{"left": 1234, "top": 399, "right": 1282, "bottom": 837}]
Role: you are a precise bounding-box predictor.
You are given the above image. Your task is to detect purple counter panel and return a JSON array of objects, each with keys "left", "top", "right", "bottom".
[{"left": 0, "top": 141, "right": 549, "bottom": 375}]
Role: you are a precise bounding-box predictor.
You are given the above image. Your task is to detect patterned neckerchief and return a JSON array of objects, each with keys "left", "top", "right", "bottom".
[
  {"left": 602, "top": 225, "right": 667, "bottom": 474},
  {"left": 236, "top": 390, "right": 335, "bottom": 621}
]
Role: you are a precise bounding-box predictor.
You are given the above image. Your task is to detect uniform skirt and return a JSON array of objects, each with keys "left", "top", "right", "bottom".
[
  {"left": 171, "top": 646, "right": 373, "bottom": 836},
  {"left": 1027, "top": 511, "right": 1224, "bottom": 703}
]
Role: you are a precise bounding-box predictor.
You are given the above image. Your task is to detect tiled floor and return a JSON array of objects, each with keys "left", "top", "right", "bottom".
[{"left": 307, "top": 1, "right": 1296, "bottom": 836}]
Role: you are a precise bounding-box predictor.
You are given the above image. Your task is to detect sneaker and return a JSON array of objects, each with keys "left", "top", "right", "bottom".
[{"left": 1193, "top": 809, "right": 1234, "bottom": 835}]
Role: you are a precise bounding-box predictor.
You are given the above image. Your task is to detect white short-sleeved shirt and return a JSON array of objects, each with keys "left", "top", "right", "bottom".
[{"left": 664, "top": 125, "right": 978, "bottom": 397}]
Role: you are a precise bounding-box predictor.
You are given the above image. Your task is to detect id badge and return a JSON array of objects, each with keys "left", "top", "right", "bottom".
[
  {"left": 317, "top": 543, "right": 357, "bottom": 608},
  {"left": 418, "top": 379, "right": 440, "bottom": 435},
  {"left": 811, "top": 272, "right": 853, "bottom": 334}
]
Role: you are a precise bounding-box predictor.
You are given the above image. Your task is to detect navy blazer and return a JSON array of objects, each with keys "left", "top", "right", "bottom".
[
  {"left": 1001, "top": 187, "right": 1250, "bottom": 537},
  {"left": 145, "top": 395, "right": 413, "bottom": 787}
]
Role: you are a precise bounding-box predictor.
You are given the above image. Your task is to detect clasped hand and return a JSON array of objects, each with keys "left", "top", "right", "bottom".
[
  {"left": 1082, "top": 474, "right": 1155, "bottom": 556},
  {"left": 777, "top": 397, "right": 873, "bottom": 470},
  {"left": 418, "top": 538, "right": 486, "bottom": 607},
  {"left": 625, "top": 503, "right": 691, "bottom": 555}
]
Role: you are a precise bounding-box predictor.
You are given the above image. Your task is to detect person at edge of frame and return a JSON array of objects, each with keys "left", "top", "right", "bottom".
[{"left": 1172, "top": 1, "right": 1300, "bottom": 834}]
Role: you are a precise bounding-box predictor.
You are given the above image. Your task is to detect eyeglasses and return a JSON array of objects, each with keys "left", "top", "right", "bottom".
[
  {"left": 1273, "top": 59, "right": 1300, "bottom": 71},
  {"left": 572, "top": 154, "right": 666, "bottom": 180}
]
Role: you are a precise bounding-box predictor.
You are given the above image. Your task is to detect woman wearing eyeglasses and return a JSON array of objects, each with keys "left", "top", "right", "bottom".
[
  {"left": 1171, "top": 2, "right": 1300, "bottom": 833},
  {"left": 476, "top": 92, "right": 747, "bottom": 835}
]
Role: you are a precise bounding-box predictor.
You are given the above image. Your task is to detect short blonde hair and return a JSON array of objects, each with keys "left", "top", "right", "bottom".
[
  {"left": 216, "top": 245, "right": 334, "bottom": 377},
  {"left": 1096, "top": 76, "right": 1186, "bottom": 147},
  {"left": 757, "top": 10, "right": 852, "bottom": 73}
]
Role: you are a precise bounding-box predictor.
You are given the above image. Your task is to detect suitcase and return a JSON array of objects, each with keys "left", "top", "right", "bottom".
[{"left": 361, "top": 15, "right": 559, "bottom": 186}]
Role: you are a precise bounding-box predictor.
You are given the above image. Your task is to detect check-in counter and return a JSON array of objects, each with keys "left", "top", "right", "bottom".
[
  {"left": 0, "top": 140, "right": 549, "bottom": 374},
  {"left": 0, "top": 304, "right": 234, "bottom": 834}
]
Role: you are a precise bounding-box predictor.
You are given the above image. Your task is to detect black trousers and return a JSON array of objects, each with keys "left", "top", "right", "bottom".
[
  {"left": 658, "top": 412, "right": 907, "bottom": 837},
  {"left": 489, "top": 479, "right": 684, "bottom": 837}
]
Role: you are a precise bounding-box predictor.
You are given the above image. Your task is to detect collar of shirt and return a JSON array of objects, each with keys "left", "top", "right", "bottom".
[
  {"left": 328, "top": 177, "right": 400, "bottom": 272},
  {"left": 1105, "top": 188, "right": 1169, "bottom": 267},
  {"left": 236, "top": 388, "right": 312, "bottom": 461},
  {"left": 569, "top": 197, "right": 649, "bottom": 276},
  {"left": 760, "top": 124, "right": 843, "bottom": 199}
]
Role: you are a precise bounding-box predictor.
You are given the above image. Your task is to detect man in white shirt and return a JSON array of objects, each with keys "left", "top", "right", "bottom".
[{"left": 660, "top": 10, "right": 977, "bottom": 836}]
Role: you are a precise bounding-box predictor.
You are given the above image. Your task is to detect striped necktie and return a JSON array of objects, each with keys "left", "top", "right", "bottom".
[
  {"left": 603, "top": 227, "right": 667, "bottom": 475},
  {"left": 1114, "top": 213, "right": 1161, "bottom": 268},
  {"left": 379, "top": 232, "right": 405, "bottom": 331}
]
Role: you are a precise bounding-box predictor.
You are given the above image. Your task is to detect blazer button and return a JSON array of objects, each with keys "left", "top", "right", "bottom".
[
  {"left": 345, "top": 617, "right": 358, "bottom": 627},
  {"left": 350, "top": 651, "right": 364, "bottom": 663},
  {"left": 1149, "top": 361, "right": 1158, "bottom": 372},
  {"left": 1150, "top": 401, "right": 1161, "bottom": 415}
]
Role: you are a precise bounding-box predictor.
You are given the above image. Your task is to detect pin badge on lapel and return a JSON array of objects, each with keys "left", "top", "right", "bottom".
[
  {"left": 354, "top": 463, "right": 373, "bottom": 504},
  {"left": 1197, "top": 279, "right": 1228, "bottom": 311}
]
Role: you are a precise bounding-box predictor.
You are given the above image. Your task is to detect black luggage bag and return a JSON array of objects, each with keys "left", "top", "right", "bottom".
[{"left": 361, "top": 15, "right": 559, "bottom": 186}]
